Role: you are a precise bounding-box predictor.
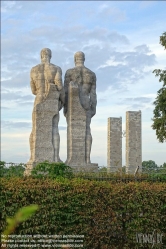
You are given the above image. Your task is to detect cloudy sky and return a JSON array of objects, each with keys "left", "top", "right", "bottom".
[{"left": 1, "top": 1, "right": 166, "bottom": 166}]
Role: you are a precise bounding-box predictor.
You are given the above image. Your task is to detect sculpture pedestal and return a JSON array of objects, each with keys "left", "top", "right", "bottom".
[
  {"left": 68, "top": 163, "right": 98, "bottom": 173},
  {"left": 66, "top": 82, "right": 98, "bottom": 173},
  {"left": 24, "top": 84, "right": 59, "bottom": 176}
]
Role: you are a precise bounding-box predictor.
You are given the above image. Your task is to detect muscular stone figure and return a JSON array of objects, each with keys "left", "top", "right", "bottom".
[
  {"left": 28, "top": 48, "right": 65, "bottom": 167},
  {"left": 64, "top": 51, "right": 97, "bottom": 165}
]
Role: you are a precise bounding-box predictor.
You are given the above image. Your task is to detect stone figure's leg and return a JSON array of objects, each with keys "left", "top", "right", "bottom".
[
  {"left": 65, "top": 116, "right": 70, "bottom": 165},
  {"left": 86, "top": 110, "right": 92, "bottom": 164},
  {"left": 29, "top": 131, "right": 33, "bottom": 161},
  {"left": 52, "top": 113, "right": 62, "bottom": 162}
]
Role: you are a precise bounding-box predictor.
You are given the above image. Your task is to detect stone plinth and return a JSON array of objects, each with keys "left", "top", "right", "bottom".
[
  {"left": 69, "top": 164, "right": 98, "bottom": 173},
  {"left": 107, "top": 117, "right": 122, "bottom": 173},
  {"left": 126, "top": 111, "right": 142, "bottom": 174},
  {"left": 25, "top": 84, "right": 59, "bottom": 175},
  {"left": 66, "top": 81, "right": 98, "bottom": 172}
]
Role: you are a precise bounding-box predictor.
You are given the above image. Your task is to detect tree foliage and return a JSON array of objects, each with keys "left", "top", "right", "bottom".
[
  {"left": 152, "top": 32, "right": 166, "bottom": 142},
  {"left": 31, "top": 161, "right": 74, "bottom": 179},
  {"left": 142, "top": 160, "right": 158, "bottom": 173},
  {"left": 98, "top": 166, "right": 107, "bottom": 172},
  {"left": 142, "top": 161, "right": 166, "bottom": 181},
  {"left": 0, "top": 161, "right": 26, "bottom": 177}
]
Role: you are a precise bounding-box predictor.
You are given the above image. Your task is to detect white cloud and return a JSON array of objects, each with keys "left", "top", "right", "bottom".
[{"left": 134, "top": 44, "right": 151, "bottom": 54}]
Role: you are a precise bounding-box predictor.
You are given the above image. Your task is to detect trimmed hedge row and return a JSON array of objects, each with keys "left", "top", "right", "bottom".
[{"left": 1, "top": 177, "right": 166, "bottom": 249}]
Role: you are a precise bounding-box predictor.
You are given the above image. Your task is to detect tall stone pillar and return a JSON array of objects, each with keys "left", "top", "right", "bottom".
[
  {"left": 126, "top": 111, "right": 142, "bottom": 174},
  {"left": 66, "top": 81, "right": 98, "bottom": 172},
  {"left": 107, "top": 117, "right": 122, "bottom": 172}
]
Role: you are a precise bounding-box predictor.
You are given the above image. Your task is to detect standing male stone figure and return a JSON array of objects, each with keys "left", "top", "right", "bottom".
[
  {"left": 28, "top": 48, "right": 65, "bottom": 165},
  {"left": 64, "top": 51, "right": 97, "bottom": 165}
]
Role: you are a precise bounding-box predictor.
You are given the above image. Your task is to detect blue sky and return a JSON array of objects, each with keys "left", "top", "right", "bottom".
[{"left": 1, "top": 1, "right": 166, "bottom": 166}]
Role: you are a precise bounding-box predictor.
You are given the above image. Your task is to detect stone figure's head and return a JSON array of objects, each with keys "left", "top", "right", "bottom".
[
  {"left": 74, "top": 51, "right": 85, "bottom": 66},
  {"left": 40, "top": 48, "right": 52, "bottom": 63}
]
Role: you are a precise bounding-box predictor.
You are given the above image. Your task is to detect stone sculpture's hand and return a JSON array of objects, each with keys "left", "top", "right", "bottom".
[
  {"left": 30, "top": 79, "right": 37, "bottom": 95},
  {"left": 54, "top": 69, "right": 63, "bottom": 91},
  {"left": 39, "top": 93, "right": 46, "bottom": 101}
]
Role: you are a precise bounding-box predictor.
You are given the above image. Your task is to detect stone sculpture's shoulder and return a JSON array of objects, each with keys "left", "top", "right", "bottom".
[
  {"left": 83, "top": 67, "right": 96, "bottom": 81},
  {"left": 49, "top": 63, "right": 62, "bottom": 72},
  {"left": 65, "top": 67, "right": 75, "bottom": 76},
  {"left": 31, "top": 63, "right": 45, "bottom": 71},
  {"left": 31, "top": 64, "right": 40, "bottom": 71},
  {"left": 49, "top": 63, "right": 58, "bottom": 68},
  {"left": 30, "top": 64, "right": 42, "bottom": 75},
  {"left": 84, "top": 66, "right": 95, "bottom": 76}
]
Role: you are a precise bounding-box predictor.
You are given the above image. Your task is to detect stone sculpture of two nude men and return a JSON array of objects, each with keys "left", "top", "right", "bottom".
[{"left": 25, "top": 48, "right": 98, "bottom": 174}]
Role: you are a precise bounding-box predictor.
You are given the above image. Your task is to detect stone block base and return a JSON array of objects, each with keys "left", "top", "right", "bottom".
[
  {"left": 107, "top": 166, "right": 122, "bottom": 173},
  {"left": 24, "top": 161, "right": 99, "bottom": 176},
  {"left": 67, "top": 163, "right": 98, "bottom": 173}
]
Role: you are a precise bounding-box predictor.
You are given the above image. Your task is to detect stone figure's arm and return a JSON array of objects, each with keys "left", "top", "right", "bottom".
[
  {"left": 63, "top": 70, "right": 70, "bottom": 117},
  {"left": 54, "top": 67, "right": 63, "bottom": 91},
  {"left": 54, "top": 67, "right": 65, "bottom": 110},
  {"left": 90, "top": 74, "right": 97, "bottom": 117},
  {"left": 30, "top": 70, "right": 36, "bottom": 95}
]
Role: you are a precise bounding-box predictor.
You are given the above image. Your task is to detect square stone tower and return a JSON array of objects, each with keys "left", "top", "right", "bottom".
[
  {"left": 126, "top": 111, "right": 142, "bottom": 174},
  {"left": 107, "top": 117, "right": 122, "bottom": 172}
]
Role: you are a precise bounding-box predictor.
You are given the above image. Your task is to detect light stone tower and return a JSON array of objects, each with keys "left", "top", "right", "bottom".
[
  {"left": 107, "top": 117, "right": 122, "bottom": 172},
  {"left": 126, "top": 111, "right": 142, "bottom": 174}
]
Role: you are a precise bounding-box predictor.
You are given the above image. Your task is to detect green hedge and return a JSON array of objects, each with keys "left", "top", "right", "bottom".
[
  {"left": 1, "top": 178, "right": 166, "bottom": 248},
  {"left": 1, "top": 161, "right": 166, "bottom": 182}
]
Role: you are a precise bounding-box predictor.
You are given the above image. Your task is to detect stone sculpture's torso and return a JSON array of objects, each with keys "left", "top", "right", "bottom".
[
  {"left": 31, "top": 63, "right": 61, "bottom": 106},
  {"left": 65, "top": 66, "right": 96, "bottom": 111}
]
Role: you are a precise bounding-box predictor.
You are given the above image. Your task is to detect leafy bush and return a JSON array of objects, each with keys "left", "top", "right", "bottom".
[
  {"left": 31, "top": 161, "right": 74, "bottom": 179},
  {"left": 0, "top": 161, "right": 26, "bottom": 177}
]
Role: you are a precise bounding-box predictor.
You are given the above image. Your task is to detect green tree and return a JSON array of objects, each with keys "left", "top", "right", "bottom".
[
  {"left": 98, "top": 166, "right": 107, "bottom": 172},
  {"left": 146, "top": 161, "right": 166, "bottom": 181},
  {"left": 152, "top": 32, "right": 166, "bottom": 143},
  {"left": 0, "top": 161, "right": 26, "bottom": 177},
  {"left": 158, "top": 162, "right": 166, "bottom": 174},
  {"left": 142, "top": 160, "right": 158, "bottom": 173},
  {"left": 122, "top": 165, "right": 126, "bottom": 173},
  {"left": 162, "top": 162, "right": 166, "bottom": 168}
]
